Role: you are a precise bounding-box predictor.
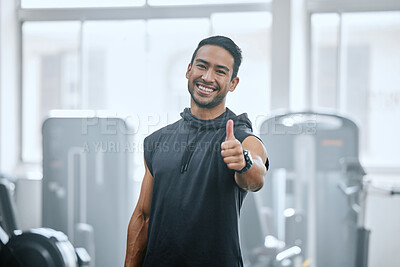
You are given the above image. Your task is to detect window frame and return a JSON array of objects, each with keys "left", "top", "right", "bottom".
[
  {"left": 16, "top": 1, "right": 272, "bottom": 164},
  {"left": 306, "top": 0, "right": 400, "bottom": 174}
]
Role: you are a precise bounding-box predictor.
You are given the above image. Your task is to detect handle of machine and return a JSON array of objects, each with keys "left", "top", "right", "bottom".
[
  {"left": 67, "top": 147, "right": 88, "bottom": 243},
  {"left": 337, "top": 182, "right": 361, "bottom": 214},
  {"left": 275, "top": 245, "right": 302, "bottom": 262},
  {"left": 338, "top": 157, "right": 367, "bottom": 215},
  {"left": 76, "top": 247, "right": 91, "bottom": 267}
]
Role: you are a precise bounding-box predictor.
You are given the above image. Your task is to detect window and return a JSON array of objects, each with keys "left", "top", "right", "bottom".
[
  {"left": 212, "top": 12, "right": 272, "bottom": 123},
  {"left": 22, "top": 21, "right": 80, "bottom": 162},
  {"left": 21, "top": 0, "right": 145, "bottom": 8},
  {"left": 148, "top": 0, "right": 268, "bottom": 6},
  {"left": 20, "top": 7, "right": 272, "bottom": 164},
  {"left": 82, "top": 20, "right": 147, "bottom": 112},
  {"left": 311, "top": 13, "right": 340, "bottom": 110},
  {"left": 311, "top": 11, "right": 400, "bottom": 168}
]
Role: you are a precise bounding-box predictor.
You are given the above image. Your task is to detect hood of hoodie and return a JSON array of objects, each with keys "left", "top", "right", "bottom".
[{"left": 179, "top": 107, "right": 253, "bottom": 173}]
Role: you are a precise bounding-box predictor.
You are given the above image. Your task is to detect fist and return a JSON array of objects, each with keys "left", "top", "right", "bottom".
[{"left": 221, "top": 119, "right": 246, "bottom": 171}]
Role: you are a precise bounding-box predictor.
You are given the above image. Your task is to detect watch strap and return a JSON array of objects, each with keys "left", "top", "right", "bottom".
[{"left": 236, "top": 149, "right": 253, "bottom": 174}]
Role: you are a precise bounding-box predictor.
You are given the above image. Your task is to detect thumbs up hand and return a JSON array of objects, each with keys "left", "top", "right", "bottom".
[{"left": 221, "top": 119, "right": 246, "bottom": 171}]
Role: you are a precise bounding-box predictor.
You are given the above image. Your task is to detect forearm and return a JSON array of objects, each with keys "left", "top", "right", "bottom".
[
  {"left": 125, "top": 210, "right": 149, "bottom": 267},
  {"left": 221, "top": 127, "right": 267, "bottom": 192},
  {"left": 235, "top": 156, "right": 266, "bottom": 192}
]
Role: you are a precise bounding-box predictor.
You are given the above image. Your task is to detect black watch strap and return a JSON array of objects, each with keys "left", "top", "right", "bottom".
[{"left": 236, "top": 149, "right": 253, "bottom": 174}]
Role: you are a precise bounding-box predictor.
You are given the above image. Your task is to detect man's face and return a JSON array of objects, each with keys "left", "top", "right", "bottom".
[{"left": 186, "top": 45, "right": 239, "bottom": 110}]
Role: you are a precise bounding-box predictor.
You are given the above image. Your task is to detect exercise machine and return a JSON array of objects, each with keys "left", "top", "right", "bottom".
[
  {"left": 240, "top": 111, "right": 369, "bottom": 267},
  {"left": 42, "top": 115, "right": 135, "bottom": 267},
  {"left": 0, "top": 177, "right": 90, "bottom": 267}
]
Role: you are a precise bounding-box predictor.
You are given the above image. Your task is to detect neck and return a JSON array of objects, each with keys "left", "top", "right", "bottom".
[{"left": 190, "top": 100, "right": 226, "bottom": 120}]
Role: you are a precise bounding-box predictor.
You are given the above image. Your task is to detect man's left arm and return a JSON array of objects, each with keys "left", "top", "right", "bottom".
[{"left": 221, "top": 120, "right": 268, "bottom": 192}]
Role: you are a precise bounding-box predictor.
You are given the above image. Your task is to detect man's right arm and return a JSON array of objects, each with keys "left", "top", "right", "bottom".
[{"left": 124, "top": 158, "right": 153, "bottom": 267}]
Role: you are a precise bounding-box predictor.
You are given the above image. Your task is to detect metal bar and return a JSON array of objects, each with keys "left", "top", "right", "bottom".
[
  {"left": 273, "top": 168, "right": 287, "bottom": 241},
  {"left": 17, "top": 20, "right": 23, "bottom": 164},
  {"left": 305, "top": 11, "right": 312, "bottom": 109},
  {"left": 336, "top": 12, "right": 342, "bottom": 111},
  {"left": 67, "top": 148, "right": 77, "bottom": 242},
  {"left": 0, "top": 3, "right": 2, "bottom": 170},
  {"left": 270, "top": 0, "right": 291, "bottom": 110},
  {"left": 18, "top": 3, "right": 271, "bottom": 22},
  {"left": 78, "top": 20, "right": 86, "bottom": 109},
  {"left": 80, "top": 151, "right": 87, "bottom": 223},
  {"left": 364, "top": 166, "right": 400, "bottom": 174},
  {"left": 307, "top": 1, "right": 400, "bottom": 13}
]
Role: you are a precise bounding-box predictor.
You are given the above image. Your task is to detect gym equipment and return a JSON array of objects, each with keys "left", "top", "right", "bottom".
[
  {"left": 240, "top": 111, "right": 369, "bottom": 267},
  {"left": 0, "top": 177, "right": 18, "bottom": 237},
  {"left": 0, "top": 227, "right": 90, "bottom": 267},
  {"left": 42, "top": 116, "right": 135, "bottom": 267},
  {"left": 240, "top": 192, "right": 302, "bottom": 267},
  {"left": 0, "top": 178, "right": 90, "bottom": 267}
]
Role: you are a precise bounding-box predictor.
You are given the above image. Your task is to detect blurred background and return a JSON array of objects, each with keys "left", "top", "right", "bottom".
[{"left": 0, "top": 0, "right": 399, "bottom": 266}]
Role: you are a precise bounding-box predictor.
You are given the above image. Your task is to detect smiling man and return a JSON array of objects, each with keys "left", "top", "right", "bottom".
[{"left": 125, "top": 36, "right": 269, "bottom": 267}]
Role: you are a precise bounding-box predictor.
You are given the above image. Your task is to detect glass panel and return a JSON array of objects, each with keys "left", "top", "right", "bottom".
[
  {"left": 146, "top": 18, "right": 210, "bottom": 120},
  {"left": 341, "top": 12, "right": 400, "bottom": 167},
  {"left": 211, "top": 12, "right": 272, "bottom": 129},
  {"left": 311, "top": 12, "right": 400, "bottom": 167},
  {"left": 149, "top": 0, "right": 268, "bottom": 6},
  {"left": 311, "top": 13, "right": 340, "bottom": 109},
  {"left": 82, "top": 20, "right": 146, "bottom": 185},
  {"left": 21, "top": 15, "right": 272, "bottom": 163},
  {"left": 21, "top": 0, "right": 144, "bottom": 8},
  {"left": 83, "top": 18, "right": 210, "bottom": 180},
  {"left": 82, "top": 21, "right": 146, "bottom": 112},
  {"left": 22, "top": 21, "right": 80, "bottom": 162}
]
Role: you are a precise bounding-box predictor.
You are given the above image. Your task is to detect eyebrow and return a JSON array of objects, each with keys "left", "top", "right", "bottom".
[{"left": 195, "top": 58, "right": 230, "bottom": 73}]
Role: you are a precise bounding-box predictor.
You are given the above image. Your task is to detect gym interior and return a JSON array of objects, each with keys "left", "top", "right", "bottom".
[{"left": 0, "top": 0, "right": 399, "bottom": 266}]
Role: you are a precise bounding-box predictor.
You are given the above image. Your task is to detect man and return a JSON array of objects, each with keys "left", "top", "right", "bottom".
[{"left": 125, "top": 35, "right": 268, "bottom": 267}]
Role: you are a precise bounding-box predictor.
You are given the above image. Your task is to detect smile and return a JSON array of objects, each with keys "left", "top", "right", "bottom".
[{"left": 196, "top": 83, "right": 217, "bottom": 95}]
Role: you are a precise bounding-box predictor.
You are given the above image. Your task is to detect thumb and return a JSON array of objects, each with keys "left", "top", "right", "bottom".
[{"left": 225, "top": 119, "right": 235, "bottom": 141}]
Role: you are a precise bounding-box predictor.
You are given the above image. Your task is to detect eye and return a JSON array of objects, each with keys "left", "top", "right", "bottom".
[
  {"left": 196, "top": 64, "right": 206, "bottom": 69},
  {"left": 216, "top": 70, "right": 226, "bottom": 75}
]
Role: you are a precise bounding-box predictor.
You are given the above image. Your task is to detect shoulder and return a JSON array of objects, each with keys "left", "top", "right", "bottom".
[
  {"left": 242, "top": 136, "right": 269, "bottom": 170},
  {"left": 228, "top": 110, "right": 254, "bottom": 143},
  {"left": 144, "top": 118, "right": 183, "bottom": 145},
  {"left": 143, "top": 118, "right": 183, "bottom": 172}
]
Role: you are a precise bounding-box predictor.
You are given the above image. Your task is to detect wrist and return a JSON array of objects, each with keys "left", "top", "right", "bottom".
[{"left": 236, "top": 149, "right": 253, "bottom": 174}]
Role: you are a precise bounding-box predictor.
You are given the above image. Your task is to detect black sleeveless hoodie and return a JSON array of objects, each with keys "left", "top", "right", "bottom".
[{"left": 142, "top": 108, "right": 256, "bottom": 267}]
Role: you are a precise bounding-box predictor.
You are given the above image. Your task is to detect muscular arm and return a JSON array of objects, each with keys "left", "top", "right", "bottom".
[
  {"left": 221, "top": 120, "right": 268, "bottom": 192},
  {"left": 234, "top": 136, "right": 267, "bottom": 192},
  {"left": 125, "top": 158, "right": 153, "bottom": 267}
]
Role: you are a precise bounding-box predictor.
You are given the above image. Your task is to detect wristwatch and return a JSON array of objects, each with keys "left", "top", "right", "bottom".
[{"left": 236, "top": 149, "right": 253, "bottom": 174}]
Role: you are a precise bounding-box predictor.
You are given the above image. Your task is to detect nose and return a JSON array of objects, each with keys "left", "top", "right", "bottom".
[{"left": 202, "top": 69, "right": 215, "bottom": 82}]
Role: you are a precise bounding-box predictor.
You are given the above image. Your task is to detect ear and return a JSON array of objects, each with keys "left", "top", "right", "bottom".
[
  {"left": 186, "top": 64, "right": 192, "bottom": 79},
  {"left": 228, "top": 77, "right": 239, "bottom": 92}
]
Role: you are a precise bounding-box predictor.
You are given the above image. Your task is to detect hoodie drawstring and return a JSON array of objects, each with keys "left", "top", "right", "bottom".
[
  {"left": 178, "top": 107, "right": 253, "bottom": 174},
  {"left": 180, "top": 126, "right": 203, "bottom": 173}
]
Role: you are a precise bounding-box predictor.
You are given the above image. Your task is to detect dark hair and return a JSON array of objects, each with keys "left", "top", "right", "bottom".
[{"left": 190, "top": 35, "right": 242, "bottom": 80}]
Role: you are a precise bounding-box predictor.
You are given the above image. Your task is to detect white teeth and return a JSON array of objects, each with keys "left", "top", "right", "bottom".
[{"left": 198, "top": 85, "right": 214, "bottom": 93}]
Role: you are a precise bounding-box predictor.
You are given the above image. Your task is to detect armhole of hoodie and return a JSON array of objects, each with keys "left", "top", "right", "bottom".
[
  {"left": 235, "top": 127, "right": 269, "bottom": 171},
  {"left": 143, "top": 136, "right": 154, "bottom": 177},
  {"left": 234, "top": 127, "right": 256, "bottom": 193}
]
